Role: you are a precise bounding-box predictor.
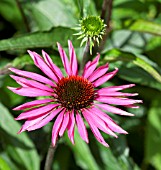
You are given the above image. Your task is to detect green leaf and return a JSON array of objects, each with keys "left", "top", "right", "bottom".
[
  {"left": 0, "top": 153, "right": 19, "bottom": 170},
  {"left": 12, "top": 54, "right": 34, "bottom": 68},
  {"left": 125, "top": 20, "right": 161, "bottom": 36},
  {"left": 0, "top": 0, "right": 24, "bottom": 30},
  {"left": 0, "top": 27, "right": 78, "bottom": 51},
  {"left": 0, "top": 103, "right": 40, "bottom": 170},
  {"left": 0, "top": 156, "right": 11, "bottom": 170},
  {"left": 103, "top": 49, "right": 161, "bottom": 84},
  {"left": 99, "top": 145, "right": 122, "bottom": 170},
  {"left": 144, "top": 95, "right": 161, "bottom": 170},
  {"left": 24, "top": 0, "right": 77, "bottom": 31},
  {"left": 83, "top": 0, "right": 97, "bottom": 16},
  {"left": 65, "top": 129, "right": 100, "bottom": 170},
  {"left": 146, "top": 36, "right": 161, "bottom": 52},
  {"left": 0, "top": 76, "right": 24, "bottom": 107},
  {"left": 99, "top": 136, "right": 141, "bottom": 170},
  {"left": 145, "top": 36, "right": 161, "bottom": 67},
  {"left": 109, "top": 30, "right": 151, "bottom": 54}
]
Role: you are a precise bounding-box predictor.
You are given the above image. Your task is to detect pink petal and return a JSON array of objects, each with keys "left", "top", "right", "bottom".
[
  {"left": 84, "top": 61, "right": 91, "bottom": 70},
  {"left": 57, "top": 42, "right": 71, "bottom": 75},
  {"left": 42, "top": 50, "right": 63, "bottom": 79},
  {"left": 8, "top": 87, "right": 52, "bottom": 97},
  {"left": 15, "top": 104, "right": 59, "bottom": 120},
  {"left": 98, "top": 84, "right": 136, "bottom": 92},
  {"left": 13, "top": 98, "right": 53, "bottom": 110},
  {"left": 83, "top": 108, "right": 117, "bottom": 138},
  {"left": 82, "top": 54, "right": 100, "bottom": 79},
  {"left": 93, "top": 68, "right": 118, "bottom": 87},
  {"left": 97, "top": 90, "right": 138, "bottom": 97},
  {"left": 12, "top": 81, "right": 28, "bottom": 88},
  {"left": 82, "top": 110, "right": 109, "bottom": 147},
  {"left": 88, "top": 63, "right": 109, "bottom": 82},
  {"left": 67, "top": 110, "right": 75, "bottom": 144},
  {"left": 52, "top": 111, "right": 64, "bottom": 146},
  {"left": 89, "top": 107, "right": 127, "bottom": 134},
  {"left": 18, "top": 113, "right": 48, "bottom": 133},
  {"left": 95, "top": 103, "right": 134, "bottom": 116},
  {"left": 59, "top": 111, "right": 69, "bottom": 137},
  {"left": 28, "top": 50, "right": 59, "bottom": 83},
  {"left": 10, "top": 75, "right": 54, "bottom": 92},
  {"left": 27, "top": 108, "right": 63, "bottom": 131},
  {"left": 68, "top": 40, "right": 78, "bottom": 76},
  {"left": 9, "top": 68, "right": 55, "bottom": 87},
  {"left": 76, "top": 112, "right": 89, "bottom": 143},
  {"left": 96, "top": 96, "right": 142, "bottom": 106}
]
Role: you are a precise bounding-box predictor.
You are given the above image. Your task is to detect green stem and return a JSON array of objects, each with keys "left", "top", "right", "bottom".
[
  {"left": 15, "top": 0, "right": 30, "bottom": 32},
  {"left": 0, "top": 63, "right": 12, "bottom": 75},
  {"left": 77, "top": 0, "right": 84, "bottom": 18},
  {"left": 44, "top": 143, "right": 58, "bottom": 170},
  {"left": 79, "top": 39, "right": 91, "bottom": 74},
  {"left": 98, "top": 0, "right": 113, "bottom": 52}
]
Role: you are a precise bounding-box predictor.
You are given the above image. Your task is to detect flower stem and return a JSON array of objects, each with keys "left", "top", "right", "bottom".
[
  {"left": 0, "top": 63, "right": 12, "bottom": 75},
  {"left": 98, "top": 0, "right": 113, "bottom": 52},
  {"left": 15, "top": 0, "right": 30, "bottom": 32},
  {"left": 44, "top": 143, "right": 58, "bottom": 170},
  {"left": 79, "top": 39, "right": 91, "bottom": 74}
]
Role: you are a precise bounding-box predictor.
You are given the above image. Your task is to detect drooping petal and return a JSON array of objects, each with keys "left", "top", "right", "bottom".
[
  {"left": 82, "top": 110, "right": 109, "bottom": 147},
  {"left": 88, "top": 63, "right": 109, "bottom": 82},
  {"left": 10, "top": 75, "right": 54, "bottom": 92},
  {"left": 52, "top": 110, "right": 64, "bottom": 146},
  {"left": 82, "top": 54, "right": 100, "bottom": 79},
  {"left": 15, "top": 104, "right": 59, "bottom": 120},
  {"left": 57, "top": 42, "right": 71, "bottom": 75},
  {"left": 13, "top": 98, "right": 53, "bottom": 110},
  {"left": 83, "top": 108, "right": 117, "bottom": 137},
  {"left": 76, "top": 112, "right": 89, "bottom": 143},
  {"left": 68, "top": 40, "right": 78, "bottom": 76},
  {"left": 18, "top": 113, "right": 48, "bottom": 133},
  {"left": 93, "top": 68, "right": 118, "bottom": 87},
  {"left": 8, "top": 87, "right": 52, "bottom": 97},
  {"left": 42, "top": 50, "right": 63, "bottom": 79},
  {"left": 12, "top": 81, "right": 28, "bottom": 88},
  {"left": 28, "top": 50, "right": 59, "bottom": 83},
  {"left": 95, "top": 103, "right": 134, "bottom": 116},
  {"left": 27, "top": 108, "right": 63, "bottom": 131},
  {"left": 90, "top": 107, "right": 127, "bottom": 134},
  {"left": 96, "top": 96, "right": 142, "bottom": 106},
  {"left": 97, "top": 90, "right": 138, "bottom": 97},
  {"left": 59, "top": 111, "right": 69, "bottom": 137},
  {"left": 67, "top": 110, "right": 75, "bottom": 144},
  {"left": 9, "top": 68, "right": 55, "bottom": 87},
  {"left": 98, "top": 84, "right": 136, "bottom": 92}
]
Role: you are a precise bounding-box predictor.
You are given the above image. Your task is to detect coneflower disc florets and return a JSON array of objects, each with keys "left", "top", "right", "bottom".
[{"left": 55, "top": 76, "right": 95, "bottom": 110}]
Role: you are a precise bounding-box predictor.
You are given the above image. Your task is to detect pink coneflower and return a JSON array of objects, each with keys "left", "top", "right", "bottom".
[{"left": 8, "top": 40, "right": 142, "bottom": 147}]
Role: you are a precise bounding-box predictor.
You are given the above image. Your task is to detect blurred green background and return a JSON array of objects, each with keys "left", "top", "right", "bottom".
[{"left": 0, "top": 0, "right": 161, "bottom": 170}]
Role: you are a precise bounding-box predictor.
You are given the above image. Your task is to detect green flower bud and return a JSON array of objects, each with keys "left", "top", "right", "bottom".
[{"left": 74, "top": 16, "right": 106, "bottom": 54}]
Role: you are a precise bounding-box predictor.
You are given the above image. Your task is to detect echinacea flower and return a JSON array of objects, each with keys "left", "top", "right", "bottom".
[{"left": 8, "top": 40, "right": 142, "bottom": 147}]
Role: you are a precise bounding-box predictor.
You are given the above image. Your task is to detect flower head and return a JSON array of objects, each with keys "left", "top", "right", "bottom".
[
  {"left": 8, "top": 41, "right": 142, "bottom": 147},
  {"left": 75, "top": 16, "right": 106, "bottom": 54}
]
